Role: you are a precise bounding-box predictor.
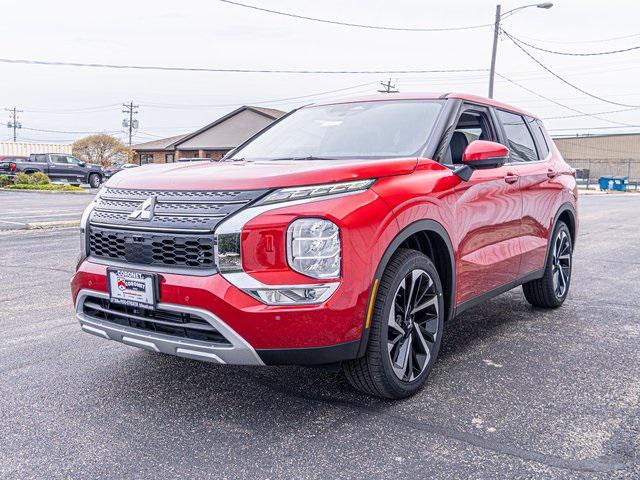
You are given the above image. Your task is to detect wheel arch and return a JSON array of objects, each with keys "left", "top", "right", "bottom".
[
  {"left": 544, "top": 202, "right": 577, "bottom": 266},
  {"left": 356, "top": 219, "right": 456, "bottom": 357}
]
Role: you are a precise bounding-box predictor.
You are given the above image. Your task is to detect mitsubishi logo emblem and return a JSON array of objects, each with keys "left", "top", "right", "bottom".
[{"left": 129, "top": 196, "right": 156, "bottom": 220}]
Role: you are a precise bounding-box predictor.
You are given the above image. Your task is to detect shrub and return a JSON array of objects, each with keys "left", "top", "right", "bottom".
[
  {"left": 0, "top": 174, "right": 9, "bottom": 187},
  {"left": 13, "top": 172, "right": 31, "bottom": 185},
  {"left": 6, "top": 183, "right": 85, "bottom": 192},
  {"left": 29, "top": 172, "right": 50, "bottom": 185}
]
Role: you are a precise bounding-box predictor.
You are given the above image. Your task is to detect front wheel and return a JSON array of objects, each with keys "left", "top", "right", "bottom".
[
  {"left": 523, "top": 221, "right": 573, "bottom": 308},
  {"left": 343, "top": 249, "right": 444, "bottom": 399},
  {"left": 88, "top": 173, "right": 101, "bottom": 188}
]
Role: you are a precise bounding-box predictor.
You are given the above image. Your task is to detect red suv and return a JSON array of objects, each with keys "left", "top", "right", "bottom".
[{"left": 71, "top": 93, "right": 577, "bottom": 398}]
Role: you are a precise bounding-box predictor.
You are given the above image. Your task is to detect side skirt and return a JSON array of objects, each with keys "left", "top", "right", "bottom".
[{"left": 454, "top": 268, "right": 545, "bottom": 316}]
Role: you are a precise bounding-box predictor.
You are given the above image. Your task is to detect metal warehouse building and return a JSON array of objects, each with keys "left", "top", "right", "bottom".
[{"left": 553, "top": 133, "right": 640, "bottom": 182}]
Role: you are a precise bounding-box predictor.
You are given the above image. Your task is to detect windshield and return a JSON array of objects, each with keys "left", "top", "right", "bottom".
[{"left": 229, "top": 100, "right": 443, "bottom": 160}]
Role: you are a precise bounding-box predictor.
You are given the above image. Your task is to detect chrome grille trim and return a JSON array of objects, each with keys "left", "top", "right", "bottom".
[{"left": 87, "top": 187, "right": 268, "bottom": 269}]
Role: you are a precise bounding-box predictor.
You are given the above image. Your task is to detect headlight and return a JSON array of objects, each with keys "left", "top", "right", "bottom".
[
  {"left": 287, "top": 218, "right": 340, "bottom": 279},
  {"left": 256, "top": 179, "right": 375, "bottom": 206}
]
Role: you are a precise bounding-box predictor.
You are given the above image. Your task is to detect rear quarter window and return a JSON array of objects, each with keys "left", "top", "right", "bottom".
[
  {"left": 496, "top": 109, "right": 539, "bottom": 162},
  {"left": 527, "top": 117, "right": 550, "bottom": 158}
]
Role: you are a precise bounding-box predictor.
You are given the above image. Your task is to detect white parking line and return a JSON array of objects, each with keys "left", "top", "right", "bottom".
[
  {"left": 0, "top": 219, "right": 26, "bottom": 225},
  {"left": 2, "top": 213, "right": 82, "bottom": 220}
]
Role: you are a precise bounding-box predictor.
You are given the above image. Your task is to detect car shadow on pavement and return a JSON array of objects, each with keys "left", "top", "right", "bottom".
[{"left": 84, "top": 289, "right": 535, "bottom": 411}]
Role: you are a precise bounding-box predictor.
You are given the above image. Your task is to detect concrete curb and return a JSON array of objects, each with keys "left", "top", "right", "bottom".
[{"left": 26, "top": 220, "right": 81, "bottom": 230}]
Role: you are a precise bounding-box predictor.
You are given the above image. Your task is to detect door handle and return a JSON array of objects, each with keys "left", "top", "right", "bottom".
[{"left": 504, "top": 173, "right": 519, "bottom": 184}]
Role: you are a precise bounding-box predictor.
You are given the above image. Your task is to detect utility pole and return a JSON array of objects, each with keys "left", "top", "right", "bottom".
[
  {"left": 488, "top": 3, "right": 553, "bottom": 98},
  {"left": 378, "top": 78, "right": 398, "bottom": 93},
  {"left": 488, "top": 4, "right": 501, "bottom": 99},
  {"left": 5, "top": 107, "right": 23, "bottom": 142},
  {"left": 122, "top": 101, "right": 139, "bottom": 147}
]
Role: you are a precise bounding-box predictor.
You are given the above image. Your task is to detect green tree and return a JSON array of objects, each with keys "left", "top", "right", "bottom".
[{"left": 72, "top": 134, "right": 132, "bottom": 167}]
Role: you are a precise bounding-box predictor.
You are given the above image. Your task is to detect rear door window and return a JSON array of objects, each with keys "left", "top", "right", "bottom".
[{"left": 496, "top": 110, "right": 538, "bottom": 162}]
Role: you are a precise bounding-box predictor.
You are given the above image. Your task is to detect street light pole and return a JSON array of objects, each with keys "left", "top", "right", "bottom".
[
  {"left": 488, "top": 4, "right": 501, "bottom": 99},
  {"left": 487, "top": 2, "right": 553, "bottom": 99}
]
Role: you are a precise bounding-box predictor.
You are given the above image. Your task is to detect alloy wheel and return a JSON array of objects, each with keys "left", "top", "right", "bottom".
[
  {"left": 387, "top": 269, "right": 440, "bottom": 382},
  {"left": 552, "top": 230, "right": 571, "bottom": 298}
]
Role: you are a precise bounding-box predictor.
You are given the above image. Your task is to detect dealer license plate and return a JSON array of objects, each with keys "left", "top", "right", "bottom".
[{"left": 107, "top": 268, "right": 157, "bottom": 309}]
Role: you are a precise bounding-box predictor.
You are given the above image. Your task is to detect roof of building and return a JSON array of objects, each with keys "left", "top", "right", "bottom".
[
  {"left": 132, "top": 106, "right": 285, "bottom": 152},
  {"left": 132, "top": 134, "right": 189, "bottom": 151}
]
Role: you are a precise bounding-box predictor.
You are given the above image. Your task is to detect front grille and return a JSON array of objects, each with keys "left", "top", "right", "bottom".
[
  {"left": 88, "top": 187, "right": 267, "bottom": 269},
  {"left": 82, "top": 296, "right": 231, "bottom": 344},
  {"left": 91, "top": 187, "right": 267, "bottom": 233},
  {"left": 89, "top": 227, "right": 216, "bottom": 268}
]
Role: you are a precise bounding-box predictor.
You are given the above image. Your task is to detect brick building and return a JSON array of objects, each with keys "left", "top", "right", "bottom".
[{"left": 133, "top": 106, "right": 285, "bottom": 164}]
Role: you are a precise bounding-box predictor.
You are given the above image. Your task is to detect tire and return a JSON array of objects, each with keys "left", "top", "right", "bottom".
[
  {"left": 523, "top": 221, "right": 573, "bottom": 308},
  {"left": 88, "top": 173, "right": 101, "bottom": 188},
  {"left": 343, "top": 248, "right": 444, "bottom": 399}
]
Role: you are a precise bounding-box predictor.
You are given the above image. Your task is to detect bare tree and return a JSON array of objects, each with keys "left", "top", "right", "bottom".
[{"left": 72, "top": 134, "right": 132, "bottom": 167}]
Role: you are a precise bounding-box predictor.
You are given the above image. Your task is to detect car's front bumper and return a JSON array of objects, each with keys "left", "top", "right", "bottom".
[
  {"left": 72, "top": 261, "right": 366, "bottom": 366},
  {"left": 76, "top": 289, "right": 265, "bottom": 365}
]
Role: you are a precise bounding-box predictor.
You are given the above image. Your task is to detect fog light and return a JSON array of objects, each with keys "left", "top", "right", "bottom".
[{"left": 245, "top": 284, "right": 338, "bottom": 305}]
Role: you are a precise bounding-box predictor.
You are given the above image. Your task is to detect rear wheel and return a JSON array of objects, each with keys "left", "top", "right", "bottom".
[
  {"left": 343, "top": 249, "right": 444, "bottom": 399},
  {"left": 88, "top": 173, "right": 101, "bottom": 188},
  {"left": 523, "top": 222, "right": 572, "bottom": 308}
]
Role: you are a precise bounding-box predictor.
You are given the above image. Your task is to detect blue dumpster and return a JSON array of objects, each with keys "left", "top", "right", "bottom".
[{"left": 599, "top": 175, "right": 629, "bottom": 191}]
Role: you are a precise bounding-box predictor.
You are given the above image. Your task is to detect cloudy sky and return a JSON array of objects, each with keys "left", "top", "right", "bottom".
[{"left": 2, "top": 0, "right": 640, "bottom": 144}]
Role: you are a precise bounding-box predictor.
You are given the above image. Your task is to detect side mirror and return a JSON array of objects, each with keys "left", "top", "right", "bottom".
[{"left": 462, "top": 140, "right": 509, "bottom": 169}]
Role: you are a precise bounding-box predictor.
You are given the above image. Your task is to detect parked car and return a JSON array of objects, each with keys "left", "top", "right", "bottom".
[
  {"left": 103, "top": 163, "right": 138, "bottom": 179},
  {"left": 0, "top": 153, "right": 104, "bottom": 187},
  {"left": 0, "top": 156, "right": 28, "bottom": 177},
  {"left": 72, "top": 93, "right": 577, "bottom": 399}
]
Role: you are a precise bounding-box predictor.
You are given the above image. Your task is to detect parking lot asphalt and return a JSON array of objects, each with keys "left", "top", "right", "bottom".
[
  {"left": 0, "top": 190, "right": 96, "bottom": 230},
  {"left": 1, "top": 195, "right": 638, "bottom": 479}
]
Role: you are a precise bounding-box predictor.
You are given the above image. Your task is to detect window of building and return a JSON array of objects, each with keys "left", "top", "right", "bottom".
[
  {"left": 165, "top": 153, "right": 175, "bottom": 163},
  {"left": 496, "top": 110, "right": 539, "bottom": 162},
  {"left": 140, "top": 154, "right": 154, "bottom": 164}
]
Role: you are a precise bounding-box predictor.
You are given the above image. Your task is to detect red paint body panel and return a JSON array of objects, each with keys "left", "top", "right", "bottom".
[
  {"left": 107, "top": 156, "right": 417, "bottom": 191},
  {"left": 72, "top": 93, "right": 577, "bottom": 356}
]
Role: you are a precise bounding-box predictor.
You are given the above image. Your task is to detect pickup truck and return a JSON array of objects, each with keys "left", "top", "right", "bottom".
[{"left": 0, "top": 153, "right": 104, "bottom": 187}]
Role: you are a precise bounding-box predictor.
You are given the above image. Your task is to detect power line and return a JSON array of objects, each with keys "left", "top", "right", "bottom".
[
  {"left": 140, "top": 81, "right": 381, "bottom": 109},
  {"left": 514, "top": 31, "right": 640, "bottom": 45},
  {"left": 0, "top": 58, "right": 488, "bottom": 75},
  {"left": 542, "top": 107, "right": 640, "bottom": 121},
  {"left": 217, "top": 0, "right": 491, "bottom": 32},
  {"left": 22, "top": 103, "right": 122, "bottom": 113},
  {"left": 495, "top": 73, "right": 638, "bottom": 127},
  {"left": 22, "top": 126, "right": 121, "bottom": 134},
  {"left": 548, "top": 125, "right": 640, "bottom": 132},
  {"left": 505, "top": 33, "right": 640, "bottom": 57},
  {"left": 502, "top": 30, "right": 640, "bottom": 109}
]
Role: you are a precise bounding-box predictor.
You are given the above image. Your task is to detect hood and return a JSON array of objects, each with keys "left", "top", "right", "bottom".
[{"left": 106, "top": 158, "right": 418, "bottom": 191}]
